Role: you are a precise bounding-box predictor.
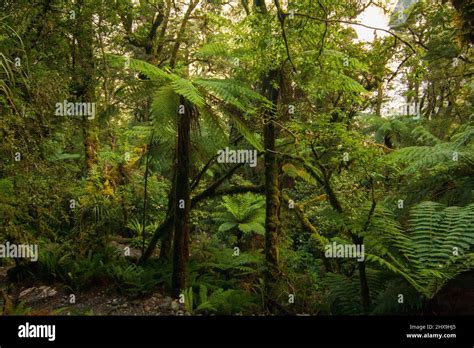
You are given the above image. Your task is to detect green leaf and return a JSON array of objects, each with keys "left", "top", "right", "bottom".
[{"left": 218, "top": 222, "right": 237, "bottom": 232}]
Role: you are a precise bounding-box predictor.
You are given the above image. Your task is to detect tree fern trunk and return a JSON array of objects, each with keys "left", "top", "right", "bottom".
[
  {"left": 159, "top": 180, "right": 176, "bottom": 262},
  {"left": 357, "top": 252, "right": 371, "bottom": 313},
  {"left": 160, "top": 226, "right": 174, "bottom": 261},
  {"left": 172, "top": 97, "right": 192, "bottom": 296},
  {"left": 141, "top": 131, "right": 154, "bottom": 255},
  {"left": 353, "top": 234, "right": 371, "bottom": 313}
]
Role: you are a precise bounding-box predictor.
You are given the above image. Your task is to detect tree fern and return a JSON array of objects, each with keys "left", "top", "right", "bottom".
[
  {"left": 213, "top": 193, "right": 266, "bottom": 237},
  {"left": 366, "top": 202, "right": 474, "bottom": 298},
  {"left": 108, "top": 54, "right": 170, "bottom": 82},
  {"left": 194, "top": 78, "right": 270, "bottom": 111},
  {"left": 109, "top": 54, "right": 267, "bottom": 153},
  {"left": 109, "top": 54, "right": 204, "bottom": 107},
  {"left": 170, "top": 76, "right": 205, "bottom": 107},
  {"left": 195, "top": 41, "right": 231, "bottom": 59},
  {"left": 150, "top": 85, "right": 180, "bottom": 129},
  {"left": 387, "top": 124, "right": 474, "bottom": 175},
  {"left": 228, "top": 113, "right": 263, "bottom": 151},
  {"left": 410, "top": 202, "right": 474, "bottom": 267},
  {"left": 324, "top": 272, "right": 363, "bottom": 315},
  {"left": 200, "top": 248, "right": 262, "bottom": 274},
  {"left": 411, "top": 125, "right": 442, "bottom": 146},
  {"left": 451, "top": 123, "right": 474, "bottom": 147}
]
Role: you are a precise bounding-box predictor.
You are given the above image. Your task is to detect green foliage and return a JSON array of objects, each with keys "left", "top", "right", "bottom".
[
  {"left": 127, "top": 218, "right": 160, "bottom": 238},
  {"left": 213, "top": 193, "right": 266, "bottom": 239},
  {"left": 195, "top": 41, "right": 230, "bottom": 59},
  {"left": 194, "top": 78, "right": 270, "bottom": 112},
  {"left": 111, "top": 54, "right": 266, "bottom": 153},
  {"left": 182, "top": 284, "right": 258, "bottom": 315},
  {"left": 366, "top": 202, "right": 474, "bottom": 299},
  {"left": 371, "top": 279, "right": 424, "bottom": 315},
  {"left": 33, "top": 242, "right": 116, "bottom": 289},
  {"left": 282, "top": 163, "right": 317, "bottom": 186},
  {"left": 1, "top": 0, "right": 473, "bottom": 318},
  {"left": 107, "top": 263, "right": 158, "bottom": 298},
  {"left": 385, "top": 123, "right": 474, "bottom": 205},
  {"left": 8, "top": 300, "right": 34, "bottom": 316},
  {"left": 324, "top": 272, "right": 363, "bottom": 315},
  {"left": 108, "top": 55, "right": 170, "bottom": 82},
  {"left": 186, "top": 234, "right": 263, "bottom": 292},
  {"left": 25, "top": 240, "right": 158, "bottom": 296}
]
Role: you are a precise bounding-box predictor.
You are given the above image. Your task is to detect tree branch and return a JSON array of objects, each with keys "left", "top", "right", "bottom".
[
  {"left": 190, "top": 154, "right": 218, "bottom": 191},
  {"left": 169, "top": 0, "right": 199, "bottom": 68},
  {"left": 315, "top": 0, "right": 328, "bottom": 69},
  {"left": 385, "top": 55, "right": 410, "bottom": 84},
  {"left": 273, "top": 0, "right": 297, "bottom": 73},
  {"left": 292, "top": 12, "right": 416, "bottom": 53}
]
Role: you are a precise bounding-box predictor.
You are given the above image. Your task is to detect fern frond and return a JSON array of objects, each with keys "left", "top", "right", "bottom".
[
  {"left": 151, "top": 86, "right": 180, "bottom": 127},
  {"left": 366, "top": 202, "right": 474, "bottom": 299},
  {"left": 195, "top": 41, "right": 230, "bottom": 58},
  {"left": 194, "top": 78, "right": 269, "bottom": 111},
  {"left": 229, "top": 113, "right": 263, "bottom": 151},
  {"left": 170, "top": 76, "right": 205, "bottom": 107},
  {"left": 107, "top": 54, "right": 170, "bottom": 81},
  {"left": 411, "top": 125, "right": 442, "bottom": 146}
]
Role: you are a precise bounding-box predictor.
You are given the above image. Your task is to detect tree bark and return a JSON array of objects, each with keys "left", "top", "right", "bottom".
[
  {"left": 169, "top": 0, "right": 199, "bottom": 68},
  {"left": 72, "top": 0, "right": 97, "bottom": 174},
  {"left": 159, "top": 179, "right": 176, "bottom": 262},
  {"left": 353, "top": 234, "right": 371, "bottom": 312},
  {"left": 73, "top": 0, "right": 96, "bottom": 175},
  {"left": 262, "top": 70, "right": 281, "bottom": 310},
  {"left": 376, "top": 80, "right": 383, "bottom": 116},
  {"left": 171, "top": 97, "right": 192, "bottom": 296}
]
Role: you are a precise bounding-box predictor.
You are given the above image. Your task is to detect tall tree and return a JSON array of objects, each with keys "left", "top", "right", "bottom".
[{"left": 73, "top": 0, "right": 97, "bottom": 174}]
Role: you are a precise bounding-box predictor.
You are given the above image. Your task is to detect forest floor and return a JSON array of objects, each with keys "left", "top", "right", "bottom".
[
  {"left": 2, "top": 262, "right": 473, "bottom": 316},
  {"left": 0, "top": 265, "right": 186, "bottom": 316}
]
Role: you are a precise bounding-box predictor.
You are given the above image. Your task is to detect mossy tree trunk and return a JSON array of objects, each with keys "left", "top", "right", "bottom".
[
  {"left": 73, "top": 0, "right": 97, "bottom": 175},
  {"left": 376, "top": 80, "right": 383, "bottom": 116},
  {"left": 252, "top": 0, "right": 283, "bottom": 312},
  {"left": 262, "top": 70, "right": 282, "bottom": 311}
]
